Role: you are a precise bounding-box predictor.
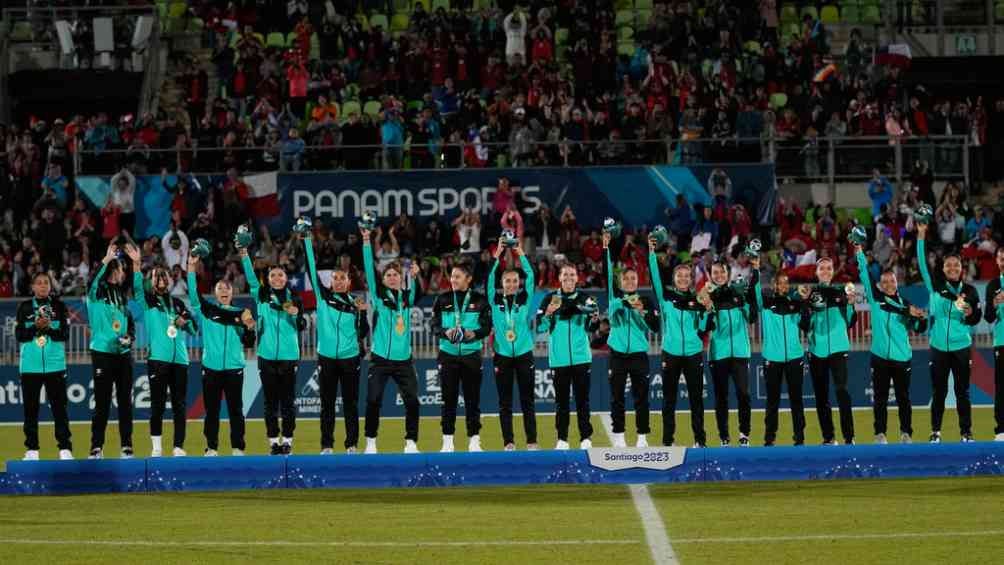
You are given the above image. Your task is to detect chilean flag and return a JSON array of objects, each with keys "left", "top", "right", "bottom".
[
  {"left": 875, "top": 44, "right": 912, "bottom": 68},
  {"left": 242, "top": 172, "right": 280, "bottom": 219}
]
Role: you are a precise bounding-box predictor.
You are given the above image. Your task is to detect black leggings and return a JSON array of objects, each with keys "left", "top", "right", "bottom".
[
  {"left": 870, "top": 356, "right": 912, "bottom": 436},
  {"left": 439, "top": 352, "right": 483, "bottom": 437},
  {"left": 661, "top": 352, "right": 706, "bottom": 446},
  {"left": 90, "top": 351, "right": 134, "bottom": 450},
  {"left": 318, "top": 355, "right": 360, "bottom": 449},
  {"left": 764, "top": 358, "right": 806, "bottom": 444},
  {"left": 148, "top": 360, "right": 188, "bottom": 448},
  {"left": 930, "top": 348, "right": 972, "bottom": 435},
  {"left": 710, "top": 357, "right": 751, "bottom": 441},
  {"left": 20, "top": 371, "right": 72, "bottom": 451},
  {"left": 609, "top": 351, "right": 651, "bottom": 435},
  {"left": 202, "top": 368, "right": 245, "bottom": 451},
  {"left": 809, "top": 352, "right": 854, "bottom": 442},
  {"left": 259, "top": 359, "right": 297, "bottom": 440},
  {"left": 493, "top": 353, "right": 537, "bottom": 445},
  {"left": 365, "top": 356, "right": 420, "bottom": 441},
  {"left": 553, "top": 363, "right": 593, "bottom": 442}
]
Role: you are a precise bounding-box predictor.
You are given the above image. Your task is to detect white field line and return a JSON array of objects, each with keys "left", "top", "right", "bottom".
[{"left": 600, "top": 413, "right": 680, "bottom": 565}]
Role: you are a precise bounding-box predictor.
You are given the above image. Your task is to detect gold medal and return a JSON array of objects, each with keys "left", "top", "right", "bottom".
[
  {"left": 395, "top": 314, "right": 406, "bottom": 335},
  {"left": 35, "top": 335, "right": 48, "bottom": 348},
  {"left": 112, "top": 319, "right": 122, "bottom": 334},
  {"left": 282, "top": 301, "right": 294, "bottom": 311},
  {"left": 505, "top": 329, "right": 516, "bottom": 342},
  {"left": 955, "top": 296, "right": 967, "bottom": 311},
  {"left": 166, "top": 324, "right": 178, "bottom": 339},
  {"left": 844, "top": 282, "right": 855, "bottom": 295},
  {"left": 626, "top": 294, "right": 640, "bottom": 307}
]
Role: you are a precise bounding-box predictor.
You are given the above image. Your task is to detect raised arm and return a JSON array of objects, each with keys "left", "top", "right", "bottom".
[
  {"left": 125, "top": 244, "right": 147, "bottom": 311},
  {"left": 647, "top": 247, "right": 664, "bottom": 307},
  {"left": 604, "top": 233, "right": 615, "bottom": 303},
  {"left": 240, "top": 249, "right": 261, "bottom": 296},
  {"left": 750, "top": 261, "right": 764, "bottom": 311},
  {"left": 854, "top": 248, "right": 876, "bottom": 306},
  {"left": 89, "top": 244, "right": 118, "bottom": 300},
  {"left": 486, "top": 255, "right": 500, "bottom": 304},
  {"left": 520, "top": 252, "right": 534, "bottom": 295},
  {"left": 916, "top": 225, "right": 934, "bottom": 294},
  {"left": 186, "top": 268, "right": 203, "bottom": 323},
  {"left": 303, "top": 235, "right": 327, "bottom": 300},
  {"left": 362, "top": 230, "right": 379, "bottom": 302}
]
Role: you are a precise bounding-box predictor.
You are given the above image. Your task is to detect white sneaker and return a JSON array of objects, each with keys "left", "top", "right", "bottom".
[
  {"left": 320, "top": 448, "right": 333, "bottom": 455},
  {"left": 611, "top": 432, "right": 626, "bottom": 448},
  {"left": 364, "top": 437, "right": 378, "bottom": 454},
  {"left": 995, "top": 433, "right": 1004, "bottom": 442},
  {"left": 204, "top": 449, "right": 218, "bottom": 457},
  {"left": 88, "top": 448, "right": 103, "bottom": 460},
  {"left": 526, "top": 443, "right": 539, "bottom": 451},
  {"left": 346, "top": 447, "right": 358, "bottom": 454},
  {"left": 172, "top": 447, "right": 187, "bottom": 457},
  {"left": 58, "top": 449, "right": 74, "bottom": 460},
  {"left": 580, "top": 439, "right": 593, "bottom": 450},
  {"left": 404, "top": 440, "right": 420, "bottom": 454},
  {"left": 468, "top": 435, "right": 483, "bottom": 452},
  {"left": 555, "top": 440, "right": 570, "bottom": 450},
  {"left": 150, "top": 448, "right": 162, "bottom": 458},
  {"left": 440, "top": 435, "right": 455, "bottom": 453},
  {"left": 504, "top": 443, "right": 516, "bottom": 451},
  {"left": 636, "top": 434, "right": 649, "bottom": 448},
  {"left": 875, "top": 433, "right": 888, "bottom": 445},
  {"left": 900, "top": 433, "right": 913, "bottom": 444},
  {"left": 23, "top": 450, "right": 40, "bottom": 461},
  {"left": 231, "top": 449, "right": 245, "bottom": 456},
  {"left": 929, "top": 431, "right": 942, "bottom": 444},
  {"left": 150, "top": 436, "right": 163, "bottom": 458}
]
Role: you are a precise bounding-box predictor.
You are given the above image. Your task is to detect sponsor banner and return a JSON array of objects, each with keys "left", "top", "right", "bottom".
[
  {"left": 587, "top": 447, "right": 687, "bottom": 471},
  {"left": 0, "top": 350, "right": 994, "bottom": 424}
]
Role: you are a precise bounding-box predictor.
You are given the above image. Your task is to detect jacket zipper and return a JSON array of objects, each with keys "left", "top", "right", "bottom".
[{"left": 335, "top": 308, "right": 342, "bottom": 359}]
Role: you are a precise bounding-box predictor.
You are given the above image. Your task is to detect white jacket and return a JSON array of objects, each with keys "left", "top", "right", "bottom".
[{"left": 504, "top": 13, "right": 527, "bottom": 57}]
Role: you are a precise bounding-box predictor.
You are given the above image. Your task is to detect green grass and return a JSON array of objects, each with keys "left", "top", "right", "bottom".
[
  {"left": 0, "top": 479, "right": 1001, "bottom": 564},
  {"left": 4, "top": 407, "right": 997, "bottom": 466},
  {"left": 1, "top": 408, "right": 1001, "bottom": 564}
]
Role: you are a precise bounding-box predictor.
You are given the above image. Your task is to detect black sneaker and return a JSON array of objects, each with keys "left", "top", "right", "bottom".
[
  {"left": 793, "top": 440, "right": 805, "bottom": 446},
  {"left": 270, "top": 443, "right": 283, "bottom": 455},
  {"left": 121, "top": 446, "right": 134, "bottom": 459},
  {"left": 961, "top": 433, "right": 975, "bottom": 443},
  {"left": 738, "top": 436, "right": 750, "bottom": 447},
  {"left": 281, "top": 443, "right": 292, "bottom": 455},
  {"left": 844, "top": 438, "right": 856, "bottom": 446},
  {"left": 764, "top": 440, "right": 775, "bottom": 447},
  {"left": 720, "top": 438, "right": 731, "bottom": 447}
]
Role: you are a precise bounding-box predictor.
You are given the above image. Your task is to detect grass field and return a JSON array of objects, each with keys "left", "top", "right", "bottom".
[{"left": 1, "top": 408, "right": 1001, "bottom": 565}]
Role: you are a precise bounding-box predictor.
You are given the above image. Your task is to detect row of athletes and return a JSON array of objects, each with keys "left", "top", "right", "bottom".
[{"left": 15, "top": 221, "right": 1004, "bottom": 460}]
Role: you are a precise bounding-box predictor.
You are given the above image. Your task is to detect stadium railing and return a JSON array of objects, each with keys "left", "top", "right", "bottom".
[{"left": 74, "top": 135, "right": 971, "bottom": 186}]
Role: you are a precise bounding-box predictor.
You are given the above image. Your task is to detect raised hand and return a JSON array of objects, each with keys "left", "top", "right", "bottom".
[{"left": 602, "top": 232, "right": 611, "bottom": 249}]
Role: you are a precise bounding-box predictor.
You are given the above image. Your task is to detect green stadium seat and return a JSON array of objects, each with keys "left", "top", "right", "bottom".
[
  {"left": 618, "top": 26, "right": 634, "bottom": 41},
  {"left": 769, "top": 92, "right": 788, "bottom": 109},
  {"left": 266, "top": 32, "right": 285, "bottom": 49},
  {"left": 341, "top": 100, "right": 361, "bottom": 119},
  {"left": 10, "top": 21, "right": 32, "bottom": 41},
  {"left": 636, "top": 9, "right": 651, "bottom": 26},
  {"left": 841, "top": 5, "right": 860, "bottom": 23},
  {"left": 285, "top": 31, "right": 298, "bottom": 47},
  {"left": 635, "top": 0, "right": 653, "bottom": 10},
  {"left": 391, "top": 13, "right": 410, "bottom": 32},
  {"left": 555, "top": 27, "right": 569, "bottom": 46},
  {"left": 370, "top": 14, "right": 389, "bottom": 30},
  {"left": 309, "top": 32, "right": 320, "bottom": 59},
  {"left": 820, "top": 5, "right": 839, "bottom": 24},
  {"left": 801, "top": 6, "right": 819, "bottom": 20},
  {"left": 407, "top": 100, "right": 424, "bottom": 111},
  {"left": 617, "top": 40, "right": 635, "bottom": 57},
  {"left": 614, "top": 0, "right": 633, "bottom": 10},
  {"left": 615, "top": 10, "right": 634, "bottom": 28},
  {"left": 861, "top": 4, "right": 881, "bottom": 23},
  {"left": 363, "top": 100, "right": 383, "bottom": 118},
  {"left": 997, "top": 1, "right": 1004, "bottom": 22},
  {"left": 780, "top": 4, "right": 799, "bottom": 24},
  {"left": 432, "top": 0, "right": 450, "bottom": 12}
]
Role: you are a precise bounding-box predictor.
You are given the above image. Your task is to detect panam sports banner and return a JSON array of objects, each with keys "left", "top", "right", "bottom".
[{"left": 75, "top": 165, "right": 776, "bottom": 238}]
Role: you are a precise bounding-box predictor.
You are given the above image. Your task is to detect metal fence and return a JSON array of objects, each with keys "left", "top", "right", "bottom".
[
  {"left": 2, "top": 308, "right": 992, "bottom": 367},
  {"left": 74, "top": 135, "right": 971, "bottom": 186}
]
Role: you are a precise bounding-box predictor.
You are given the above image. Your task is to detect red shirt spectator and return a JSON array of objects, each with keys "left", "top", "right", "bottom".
[
  {"left": 582, "top": 234, "right": 603, "bottom": 263},
  {"left": 286, "top": 64, "right": 309, "bottom": 99}
]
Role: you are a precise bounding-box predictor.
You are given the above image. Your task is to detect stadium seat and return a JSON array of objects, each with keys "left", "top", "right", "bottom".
[
  {"left": 744, "top": 40, "right": 763, "bottom": 55},
  {"left": 841, "top": 5, "right": 860, "bottom": 23},
  {"left": 391, "top": 14, "right": 410, "bottom": 32},
  {"left": 407, "top": 100, "right": 424, "bottom": 112},
  {"left": 636, "top": 9, "right": 652, "bottom": 27},
  {"left": 555, "top": 27, "right": 569, "bottom": 46},
  {"left": 614, "top": 0, "right": 633, "bottom": 10},
  {"left": 635, "top": 0, "right": 653, "bottom": 9},
  {"left": 370, "top": 14, "right": 389, "bottom": 31},
  {"left": 341, "top": 100, "right": 361, "bottom": 119},
  {"left": 285, "top": 31, "right": 298, "bottom": 47},
  {"left": 780, "top": 4, "right": 799, "bottom": 24},
  {"left": 617, "top": 40, "right": 635, "bottom": 57},
  {"left": 615, "top": 10, "right": 634, "bottom": 28},
  {"left": 997, "top": 1, "right": 1004, "bottom": 22},
  {"left": 618, "top": 26, "right": 634, "bottom": 41},
  {"left": 309, "top": 33, "right": 320, "bottom": 59},
  {"left": 801, "top": 6, "right": 819, "bottom": 21},
  {"left": 413, "top": 0, "right": 431, "bottom": 12},
  {"left": 820, "top": 5, "right": 839, "bottom": 24},
  {"left": 363, "top": 100, "right": 383, "bottom": 118},
  {"left": 432, "top": 0, "right": 450, "bottom": 12},
  {"left": 355, "top": 13, "right": 370, "bottom": 31},
  {"left": 861, "top": 4, "right": 881, "bottom": 23},
  {"left": 10, "top": 21, "right": 32, "bottom": 41},
  {"left": 266, "top": 32, "right": 285, "bottom": 49},
  {"left": 769, "top": 92, "right": 788, "bottom": 109}
]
